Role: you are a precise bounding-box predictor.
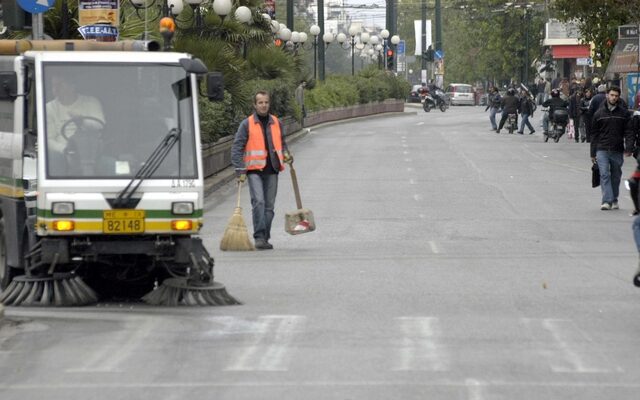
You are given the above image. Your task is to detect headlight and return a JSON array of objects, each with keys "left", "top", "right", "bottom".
[
  {"left": 172, "top": 202, "right": 194, "bottom": 215},
  {"left": 52, "top": 202, "right": 74, "bottom": 215}
]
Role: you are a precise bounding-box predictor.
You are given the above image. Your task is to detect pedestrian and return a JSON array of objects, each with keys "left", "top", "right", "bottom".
[
  {"left": 517, "top": 88, "right": 535, "bottom": 134},
  {"left": 543, "top": 78, "right": 551, "bottom": 103},
  {"left": 496, "top": 88, "right": 519, "bottom": 134},
  {"left": 628, "top": 158, "right": 640, "bottom": 286},
  {"left": 588, "top": 84, "right": 608, "bottom": 116},
  {"left": 231, "top": 90, "right": 293, "bottom": 250},
  {"left": 580, "top": 87, "right": 594, "bottom": 143},
  {"left": 635, "top": 87, "right": 640, "bottom": 110},
  {"left": 536, "top": 78, "right": 545, "bottom": 105},
  {"left": 485, "top": 86, "right": 501, "bottom": 131},
  {"left": 295, "top": 80, "right": 307, "bottom": 121},
  {"left": 590, "top": 86, "right": 635, "bottom": 210},
  {"left": 568, "top": 89, "right": 583, "bottom": 143}
]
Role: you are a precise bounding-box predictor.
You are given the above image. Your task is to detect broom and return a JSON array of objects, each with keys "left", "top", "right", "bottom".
[{"left": 220, "top": 181, "right": 255, "bottom": 251}]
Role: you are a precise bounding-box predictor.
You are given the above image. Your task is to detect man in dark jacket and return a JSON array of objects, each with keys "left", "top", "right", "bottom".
[
  {"left": 542, "top": 89, "right": 569, "bottom": 134},
  {"left": 485, "top": 87, "right": 501, "bottom": 131},
  {"left": 517, "top": 88, "right": 535, "bottom": 134},
  {"left": 591, "top": 86, "right": 635, "bottom": 210},
  {"left": 496, "top": 88, "right": 520, "bottom": 134}
]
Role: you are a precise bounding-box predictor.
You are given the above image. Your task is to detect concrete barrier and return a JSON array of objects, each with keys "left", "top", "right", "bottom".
[{"left": 201, "top": 99, "right": 404, "bottom": 178}]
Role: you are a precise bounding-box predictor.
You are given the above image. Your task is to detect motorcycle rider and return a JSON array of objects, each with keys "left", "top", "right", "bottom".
[
  {"left": 542, "top": 89, "right": 569, "bottom": 135},
  {"left": 427, "top": 79, "right": 445, "bottom": 107},
  {"left": 485, "top": 87, "right": 501, "bottom": 131},
  {"left": 496, "top": 87, "right": 519, "bottom": 134}
]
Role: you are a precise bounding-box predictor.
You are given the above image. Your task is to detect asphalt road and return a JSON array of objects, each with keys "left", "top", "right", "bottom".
[{"left": 2, "top": 105, "right": 640, "bottom": 400}]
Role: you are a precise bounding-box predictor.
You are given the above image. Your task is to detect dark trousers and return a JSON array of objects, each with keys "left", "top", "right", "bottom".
[{"left": 498, "top": 112, "right": 517, "bottom": 130}]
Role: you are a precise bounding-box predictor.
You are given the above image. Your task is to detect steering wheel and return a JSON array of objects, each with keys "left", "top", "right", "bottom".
[{"left": 60, "top": 116, "right": 105, "bottom": 141}]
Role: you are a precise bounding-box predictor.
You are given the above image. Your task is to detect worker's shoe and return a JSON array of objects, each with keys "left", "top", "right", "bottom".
[{"left": 255, "top": 238, "right": 273, "bottom": 250}]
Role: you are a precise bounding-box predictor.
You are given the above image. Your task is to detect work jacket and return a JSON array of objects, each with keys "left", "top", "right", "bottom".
[{"left": 231, "top": 112, "right": 287, "bottom": 175}]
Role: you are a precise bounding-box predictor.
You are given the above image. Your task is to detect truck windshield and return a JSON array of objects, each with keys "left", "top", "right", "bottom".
[{"left": 43, "top": 63, "right": 197, "bottom": 179}]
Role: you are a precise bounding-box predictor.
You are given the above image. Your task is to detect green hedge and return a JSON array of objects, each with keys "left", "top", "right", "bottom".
[{"left": 200, "top": 68, "right": 410, "bottom": 143}]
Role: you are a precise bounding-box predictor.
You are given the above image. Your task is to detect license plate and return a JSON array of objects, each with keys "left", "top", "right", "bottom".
[{"left": 103, "top": 210, "right": 145, "bottom": 234}]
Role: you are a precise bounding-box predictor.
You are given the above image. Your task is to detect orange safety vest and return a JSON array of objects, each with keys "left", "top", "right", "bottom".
[{"left": 244, "top": 114, "right": 285, "bottom": 171}]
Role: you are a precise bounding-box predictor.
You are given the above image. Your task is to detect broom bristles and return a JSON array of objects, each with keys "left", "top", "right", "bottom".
[{"left": 220, "top": 207, "right": 255, "bottom": 251}]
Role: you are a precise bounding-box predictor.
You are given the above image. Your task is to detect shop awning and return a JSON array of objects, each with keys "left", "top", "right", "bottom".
[
  {"left": 605, "top": 38, "right": 640, "bottom": 76},
  {"left": 552, "top": 44, "right": 591, "bottom": 59}
]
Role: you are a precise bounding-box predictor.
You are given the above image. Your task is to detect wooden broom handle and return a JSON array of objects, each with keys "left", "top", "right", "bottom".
[
  {"left": 236, "top": 180, "right": 242, "bottom": 208},
  {"left": 289, "top": 164, "right": 303, "bottom": 209}
]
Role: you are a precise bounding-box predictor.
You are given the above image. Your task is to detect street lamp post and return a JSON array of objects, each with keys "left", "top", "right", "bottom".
[
  {"left": 380, "top": 29, "right": 390, "bottom": 69},
  {"left": 390, "top": 34, "right": 400, "bottom": 73},
  {"left": 309, "top": 25, "right": 321, "bottom": 81}
]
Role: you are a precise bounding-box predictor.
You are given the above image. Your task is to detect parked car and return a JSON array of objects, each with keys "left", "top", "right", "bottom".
[
  {"left": 407, "top": 84, "right": 424, "bottom": 103},
  {"left": 445, "top": 83, "right": 475, "bottom": 106}
]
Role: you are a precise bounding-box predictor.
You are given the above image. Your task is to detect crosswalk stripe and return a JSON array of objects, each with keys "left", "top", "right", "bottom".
[
  {"left": 521, "top": 318, "right": 622, "bottom": 373},
  {"left": 224, "top": 315, "right": 305, "bottom": 371},
  {"left": 393, "top": 316, "right": 449, "bottom": 371}
]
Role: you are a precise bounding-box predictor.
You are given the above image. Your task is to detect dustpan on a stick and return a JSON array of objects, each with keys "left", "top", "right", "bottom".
[
  {"left": 220, "top": 181, "right": 255, "bottom": 251},
  {"left": 285, "top": 163, "right": 315, "bottom": 235}
]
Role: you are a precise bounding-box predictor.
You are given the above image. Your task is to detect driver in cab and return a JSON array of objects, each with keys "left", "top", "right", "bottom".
[{"left": 46, "top": 75, "right": 105, "bottom": 153}]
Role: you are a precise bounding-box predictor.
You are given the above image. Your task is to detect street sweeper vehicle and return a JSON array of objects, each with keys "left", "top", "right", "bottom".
[{"left": 0, "top": 39, "right": 239, "bottom": 307}]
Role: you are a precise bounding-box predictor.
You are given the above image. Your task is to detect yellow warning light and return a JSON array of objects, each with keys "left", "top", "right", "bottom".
[
  {"left": 171, "top": 220, "right": 192, "bottom": 231},
  {"left": 53, "top": 220, "right": 75, "bottom": 231}
]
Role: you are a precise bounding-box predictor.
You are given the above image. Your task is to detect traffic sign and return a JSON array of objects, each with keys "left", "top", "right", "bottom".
[
  {"left": 17, "top": 0, "right": 55, "bottom": 14},
  {"left": 434, "top": 50, "right": 444, "bottom": 60},
  {"left": 397, "top": 40, "right": 405, "bottom": 55},
  {"left": 576, "top": 57, "right": 592, "bottom": 66}
]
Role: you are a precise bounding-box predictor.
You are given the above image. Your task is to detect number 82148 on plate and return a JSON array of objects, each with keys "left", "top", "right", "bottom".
[{"left": 103, "top": 210, "right": 145, "bottom": 234}]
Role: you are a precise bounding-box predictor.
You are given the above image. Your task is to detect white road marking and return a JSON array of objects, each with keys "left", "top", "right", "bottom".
[
  {"left": 225, "top": 315, "right": 305, "bottom": 371},
  {"left": 413, "top": 194, "right": 422, "bottom": 201},
  {"left": 407, "top": 167, "right": 414, "bottom": 173},
  {"left": 522, "top": 318, "right": 622, "bottom": 373},
  {"left": 404, "top": 158, "right": 412, "bottom": 162},
  {"left": 394, "top": 317, "right": 449, "bottom": 371},
  {"left": 416, "top": 122, "right": 425, "bottom": 126},
  {"left": 66, "top": 317, "right": 158, "bottom": 373},
  {"left": 465, "top": 378, "right": 486, "bottom": 400},
  {"left": 2, "top": 379, "right": 640, "bottom": 390},
  {"left": 403, "top": 150, "right": 410, "bottom": 155},
  {"left": 409, "top": 178, "right": 416, "bottom": 185},
  {"left": 428, "top": 241, "right": 440, "bottom": 254}
]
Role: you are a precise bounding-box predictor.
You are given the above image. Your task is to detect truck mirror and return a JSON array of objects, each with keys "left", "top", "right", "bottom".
[
  {"left": 206, "top": 72, "right": 224, "bottom": 102},
  {"left": 0, "top": 72, "right": 18, "bottom": 100},
  {"left": 179, "top": 58, "right": 208, "bottom": 75}
]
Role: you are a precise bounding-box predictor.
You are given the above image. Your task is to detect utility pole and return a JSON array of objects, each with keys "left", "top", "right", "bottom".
[
  {"left": 286, "top": 0, "right": 293, "bottom": 31},
  {"left": 524, "top": 9, "right": 530, "bottom": 85},
  {"left": 435, "top": 0, "right": 442, "bottom": 51},
  {"left": 318, "top": 0, "right": 326, "bottom": 81},
  {"left": 421, "top": 0, "right": 427, "bottom": 77}
]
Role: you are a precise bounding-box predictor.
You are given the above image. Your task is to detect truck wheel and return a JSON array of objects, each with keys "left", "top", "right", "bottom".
[{"left": 0, "top": 218, "right": 17, "bottom": 289}]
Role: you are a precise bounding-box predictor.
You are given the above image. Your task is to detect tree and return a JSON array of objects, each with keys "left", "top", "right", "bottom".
[{"left": 553, "top": 0, "right": 640, "bottom": 66}]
